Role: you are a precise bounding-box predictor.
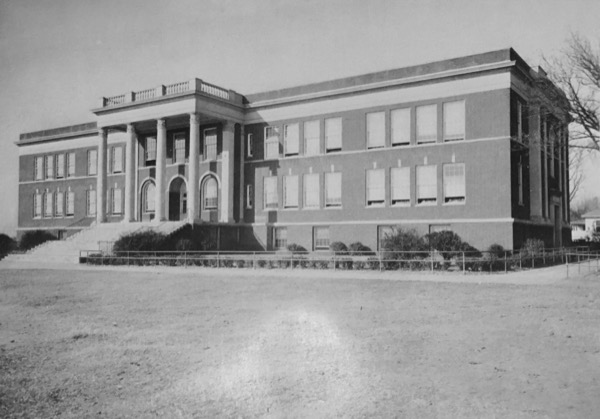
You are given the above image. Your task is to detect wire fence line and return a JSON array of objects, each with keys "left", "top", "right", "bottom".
[{"left": 79, "top": 247, "right": 600, "bottom": 275}]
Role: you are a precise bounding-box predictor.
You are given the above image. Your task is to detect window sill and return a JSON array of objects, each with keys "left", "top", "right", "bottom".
[
  {"left": 392, "top": 142, "right": 410, "bottom": 147},
  {"left": 443, "top": 200, "right": 466, "bottom": 206},
  {"left": 263, "top": 207, "right": 278, "bottom": 212},
  {"left": 416, "top": 201, "right": 437, "bottom": 206},
  {"left": 366, "top": 203, "right": 385, "bottom": 208},
  {"left": 324, "top": 206, "right": 342, "bottom": 210},
  {"left": 302, "top": 207, "right": 320, "bottom": 211},
  {"left": 444, "top": 137, "right": 465, "bottom": 142},
  {"left": 391, "top": 202, "right": 410, "bottom": 207},
  {"left": 282, "top": 207, "right": 299, "bottom": 211}
]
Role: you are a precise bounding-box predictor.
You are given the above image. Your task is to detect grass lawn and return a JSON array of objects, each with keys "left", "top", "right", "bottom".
[{"left": 1, "top": 266, "right": 599, "bottom": 418}]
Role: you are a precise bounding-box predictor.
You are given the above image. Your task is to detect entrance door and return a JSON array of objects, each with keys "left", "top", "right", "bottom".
[
  {"left": 169, "top": 191, "right": 180, "bottom": 221},
  {"left": 168, "top": 177, "right": 187, "bottom": 221}
]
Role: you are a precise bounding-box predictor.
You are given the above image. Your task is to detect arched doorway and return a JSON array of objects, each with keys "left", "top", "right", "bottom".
[
  {"left": 200, "top": 175, "right": 219, "bottom": 222},
  {"left": 140, "top": 180, "right": 156, "bottom": 222},
  {"left": 168, "top": 177, "right": 187, "bottom": 221}
]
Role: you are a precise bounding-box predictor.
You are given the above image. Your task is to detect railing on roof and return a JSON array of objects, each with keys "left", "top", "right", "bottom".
[{"left": 101, "top": 78, "right": 232, "bottom": 108}]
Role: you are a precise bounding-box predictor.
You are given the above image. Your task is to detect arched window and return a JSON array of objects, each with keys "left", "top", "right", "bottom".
[
  {"left": 203, "top": 177, "right": 218, "bottom": 209},
  {"left": 143, "top": 181, "right": 156, "bottom": 213}
]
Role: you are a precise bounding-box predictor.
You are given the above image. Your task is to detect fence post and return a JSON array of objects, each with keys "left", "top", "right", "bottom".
[
  {"left": 127, "top": 251, "right": 130, "bottom": 266},
  {"left": 217, "top": 252, "right": 220, "bottom": 268},
  {"left": 253, "top": 252, "right": 256, "bottom": 270},
  {"left": 431, "top": 254, "right": 434, "bottom": 272},
  {"left": 504, "top": 251, "right": 507, "bottom": 273},
  {"left": 566, "top": 254, "right": 569, "bottom": 278},
  {"left": 184, "top": 251, "right": 187, "bottom": 268},
  {"left": 462, "top": 252, "right": 465, "bottom": 274},
  {"left": 543, "top": 249, "right": 545, "bottom": 265},
  {"left": 333, "top": 253, "right": 336, "bottom": 271},
  {"left": 519, "top": 252, "right": 522, "bottom": 270},
  {"left": 379, "top": 252, "right": 383, "bottom": 272}
]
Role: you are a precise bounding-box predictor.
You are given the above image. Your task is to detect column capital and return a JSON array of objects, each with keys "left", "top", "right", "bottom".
[
  {"left": 98, "top": 127, "right": 108, "bottom": 137},
  {"left": 157, "top": 118, "right": 166, "bottom": 128},
  {"left": 126, "top": 123, "right": 136, "bottom": 134},
  {"left": 223, "top": 120, "right": 236, "bottom": 132},
  {"left": 189, "top": 113, "right": 200, "bottom": 124}
]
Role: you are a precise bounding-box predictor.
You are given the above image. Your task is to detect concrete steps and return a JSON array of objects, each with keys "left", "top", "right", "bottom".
[{"left": 3, "top": 221, "right": 187, "bottom": 264}]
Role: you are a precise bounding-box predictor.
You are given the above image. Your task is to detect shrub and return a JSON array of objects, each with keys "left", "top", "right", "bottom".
[
  {"left": 19, "top": 230, "right": 57, "bottom": 251},
  {"left": 175, "top": 239, "right": 195, "bottom": 251},
  {"left": 380, "top": 228, "right": 428, "bottom": 265},
  {"left": 113, "top": 230, "right": 166, "bottom": 252},
  {"left": 520, "top": 238, "right": 545, "bottom": 257},
  {"left": 425, "top": 231, "right": 480, "bottom": 259},
  {"left": 287, "top": 243, "right": 307, "bottom": 253},
  {"left": 348, "top": 242, "right": 373, "bottom": 255},
  {"left": 0, "top": 234, "right": 16, "bottom": 259},
  {"left": 487, "top": 243, "right": 505, "bottom": 259},
  {"left": 329, "top": 241, "right": 348, "bottom": 255}
]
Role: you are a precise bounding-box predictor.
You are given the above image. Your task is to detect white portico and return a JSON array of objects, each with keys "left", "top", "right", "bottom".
[{"left": 92, "top": 78, "right": 245, "bottom": 225}]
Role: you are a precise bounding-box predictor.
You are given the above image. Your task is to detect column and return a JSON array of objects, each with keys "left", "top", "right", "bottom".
[
  {"left": 124, "top": 123, "right": 136, "bottom": 222},
  {"left": 238, "top": 124, "right": 245, "bottom": 222},
  {"left": 528, "top": 108, "right": 543, "bottom": 221},
  {"left": 96, "top": 128, "right": 108, "bottom": 223},
  {"left": 155, "top": 119, "right": 167, "bottom": 221},
  {"left": 220, "top": 121, "right": 236, "bottom": 223},
  {"left": 188, "top": 113, "right": 200, "bottom": 223}
]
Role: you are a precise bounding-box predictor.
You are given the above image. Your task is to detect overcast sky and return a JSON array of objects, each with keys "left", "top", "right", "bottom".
[{"left": 1, "top": 0, "right": 599, "bottom": 235}]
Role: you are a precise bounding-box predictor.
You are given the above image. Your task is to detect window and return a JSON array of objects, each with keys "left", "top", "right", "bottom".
[
  {"left": 366, "top": 169, "right": 385, "bottom": 206},
  {"left": 55, "top": 191, "right": 64, "bottom": 216},
  {"left": 88, "top": 150, "right": 97, "bottom": 175},
  {"left": 416, "top": 165, "right": 437, "bottom": 205},
  {"left": 517, "top": 100, "right": 523, "bottom": 140},
  {"left": 391, "top": 167, "right": 410, "bottom": 206},
  {"left": 325, "top": 117, "right": 342, "bottom": 152},
  {"left": 204, "top": 129, "right": 217, "bottom": 161},
  {"left": 143, "top": 182, "right": 155, "bottom": 213},
  {"left": 325, "top": 172, "right": 342, "bottom": 207},
  {"left": 264, "top": 126, "right": 280, "bottom": 159},
  {"left": 44, "top": 191, "right": 53, "bottom": 218},
  {"left": 304, "top": 120, "right": 320, "bottom": 156},
  {"left": 443, "top": 101, "right": 465, "bottom": 141},
  {"left": 391, "top": 108, "right": 410, "bottom": 146},
  {"left": 263, "top": 176, "right": 278, "bottom": 209},
  {"left": 34, "top": 192, "right": 42, "bottom": 218},
  {"left": 174, "top": 133, "right": 186, "bottom": 163},
  {"left": 518, "top": 160, "right": 524, "bottom": 206},
  {"left": 111, "top": 188, "right": 122, "bottom": 214},
  {"left": 67, "top": 152, "right": 76, "bottom": 177},
  {"left": 314, "top": 227, "right": 330, "bottom": 250},
  {"left": 283, "top": 175, "right": 299, "bottom": 209},
  {"left": 56, "top": 154, "right": 65, "bottom": 178},
  {"left": 246, "top": 184, "right": 253, "bottom": 209},
  {"left": 367, "top": 112, "right": 385, "bottom": 149},
  {"left": 284, "top": 123, "right": 299, "bottom": 156},
  {"left": 145, "top": 137, "right": 157, "bottom": 165},
  {"left": 203, "top": 177, "right": 218, "bottom": 209},
  {"left": 111, "top": 146, "right": 123, "bottom": 173},
  {"left": 303, "top": 173, "right": 320, "bottom": 208},
  {"left": 182, "top": 193, "right": 187, "bottom": 214},
  {"left": 443, "top": 163, "right": 465, "bottom": 203},
  {"left": 416, "top": 104, "right": 437, "bottom": 143},
  {"left": 66, "top": 190, "right": 74, "bottom": 216},
  {"left": 247, "top": 134, "right": 254, "bottom": 157},
  {"left": 45, "top": 155, "right": 54, "bottom": 179},
  {"left": 273, "top": 227, "right": 288, "bottom": 250},
  {"left": 34, "top": 157, "right": 44, "bottom": 181},
  {"left": 86, "top": 190, "right": 96, "bottom": 216}
]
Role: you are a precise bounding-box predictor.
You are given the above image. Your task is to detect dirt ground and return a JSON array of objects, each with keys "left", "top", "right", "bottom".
[{"left": 1, "top": 265, "right": 599, "bottom": 418}]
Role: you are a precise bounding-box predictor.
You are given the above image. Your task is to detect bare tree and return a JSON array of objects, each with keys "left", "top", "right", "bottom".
[
  {"left": 545, "top": 33, "right": 600, "bottom": 152},
  {"left": 571, "top": 196, "right": 600, "bottom": 220},
  {"left": 569, "top": 147, "right": 585, "bottom": 202}
]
